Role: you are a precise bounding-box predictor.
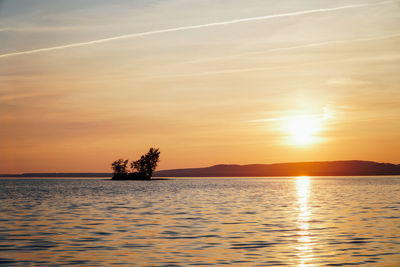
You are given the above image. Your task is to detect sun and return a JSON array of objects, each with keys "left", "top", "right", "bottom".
[{"left": 285, "top": 115, "right": 321, "bottom": 146}]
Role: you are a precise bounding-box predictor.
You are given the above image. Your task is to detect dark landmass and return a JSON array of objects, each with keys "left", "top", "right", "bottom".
[
  {"left": 153, "top": 160, "right": 400, "bottom": 177},
  {"left": 112, "top": 173, "right": 150, "bottom": 180},
  {"left": 1, "top": 160, "right": 400, "bottom": 178},
  {"left": 0, "top": 173, "right": 112, "bottom": 178}
]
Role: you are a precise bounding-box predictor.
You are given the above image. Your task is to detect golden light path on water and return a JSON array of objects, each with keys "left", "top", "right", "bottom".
[{"left": 296, "top": 176, "right": 313, "bottom": 266}]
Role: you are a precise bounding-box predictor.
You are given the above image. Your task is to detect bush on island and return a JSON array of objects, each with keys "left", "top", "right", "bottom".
[{"left": 111, "top": 148, "right": 160, "bottom": 180}]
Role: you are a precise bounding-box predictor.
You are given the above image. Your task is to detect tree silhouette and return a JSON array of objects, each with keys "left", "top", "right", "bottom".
[
  {"left": 131, "top": 148, "right": 161, "bottom": 178},
  {"left": 111, "top": 159, "right": 129, "bottom": 175},
  {"left": 111, "top": 148, "right": 160, "bottom": 180}
]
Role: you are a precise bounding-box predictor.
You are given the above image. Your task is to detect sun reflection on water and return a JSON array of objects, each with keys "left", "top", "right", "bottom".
[{"left": 296, "top": 176, "right": 313, "bottom": 266}]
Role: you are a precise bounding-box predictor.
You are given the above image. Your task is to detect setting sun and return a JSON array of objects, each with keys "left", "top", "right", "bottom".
[{"left": 286, "top": 115, "right": 322, "bottom": 146}]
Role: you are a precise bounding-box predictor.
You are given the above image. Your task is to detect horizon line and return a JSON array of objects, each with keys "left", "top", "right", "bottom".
[{"left": 1, "top": 159, "right": 399, "bottom": 175}]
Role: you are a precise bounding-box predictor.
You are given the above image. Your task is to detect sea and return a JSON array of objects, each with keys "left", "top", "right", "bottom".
[{"left": 0, "top": 176, "right": 399, "bottom": 266}]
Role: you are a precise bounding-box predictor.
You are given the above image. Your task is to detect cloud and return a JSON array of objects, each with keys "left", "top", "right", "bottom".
[
  {"left": 0, "top": 92, "right": 60, "bottom": 101},
  {"left": 182, "top": 33, "right": 400, "bottom": 65},
  {"left": 249, "top": 107, "right": 333, "bottom": 124},
  {"left": 327, "top": 77, "right": 371, "bottom": 86},
  {"left": 154, "top": 33, "right": 400, "bottom": 78},
  {"left": 0, "top": 25, "right": 91, "bottom": 32},
  {"left": 0, "top": 1, "right": 391, "bottom": 59}
]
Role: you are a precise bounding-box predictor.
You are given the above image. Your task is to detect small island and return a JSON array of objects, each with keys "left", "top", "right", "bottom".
[{"left": 111, "top": 148, "right": 160, "bottom": 180}]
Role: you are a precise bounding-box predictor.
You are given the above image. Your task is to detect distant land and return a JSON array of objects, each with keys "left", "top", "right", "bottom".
[
  {"left": 1, "top": 160, "right": 400, "bottom": 178},
  {"left": 153, "top": 160, "right": 400, "bottom": 177}
]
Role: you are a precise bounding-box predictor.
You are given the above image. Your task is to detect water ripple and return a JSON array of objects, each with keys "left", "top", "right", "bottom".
[{"left": 0, "top": 177, "right": 399, "bottom": 266}]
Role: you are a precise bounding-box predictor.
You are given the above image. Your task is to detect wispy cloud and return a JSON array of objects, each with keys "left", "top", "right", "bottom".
[
  {"left": 0, "top": 25, "right": 91, "bottom": 32},
  {"left": 155, "top": 33, "right": 400, "bottom": 78},
  {"left": 249, "top": 107, "right": 333, "bottom": 124},
  {"left": 0, "top": 1, "right": 391, "bottom": 59},
  {"left": 183, "top": 33, "right": 400, "bottom": 64},
  {"left": 0, "top": 92, "right": 59, "bottom": 101},
  {"left": 254, "top": 33, "right": 400, "bottom": 53}
]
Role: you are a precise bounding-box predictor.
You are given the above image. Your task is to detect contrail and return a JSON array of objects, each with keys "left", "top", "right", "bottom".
[
  {"left": 263, "top": 33, "right": 400, "bottom": 52},
  {"left": 0, "top": 1, "right": 391, "bottom": 59},
  {"left": 182, "top": 32, "right": 400, "bottom": 64},
  {"left": 154, "top": 33, "right": 400, "bottom": 78},
  {"left": 160, "top": 51, "right": 400, "bottom": 78}
]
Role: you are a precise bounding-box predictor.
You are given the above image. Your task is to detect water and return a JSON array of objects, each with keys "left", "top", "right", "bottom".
[{"left": 0, "top": 177, "right": 399, "bottom": 266}]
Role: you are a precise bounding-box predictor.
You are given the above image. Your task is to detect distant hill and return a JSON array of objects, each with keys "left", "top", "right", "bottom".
[
  {"left": 153, "top": 160, "right": 400, "bottom": 177},
  {"left": 0, "top": 173, "right": 111, "bottom": 178},
  {"left": 1, "top": 160, "right": 400, "bottom": 178}
]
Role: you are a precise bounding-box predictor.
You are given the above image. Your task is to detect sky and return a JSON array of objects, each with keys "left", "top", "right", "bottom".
[{"left": 0, "top": 0, "right": 399, "bottom": 173}]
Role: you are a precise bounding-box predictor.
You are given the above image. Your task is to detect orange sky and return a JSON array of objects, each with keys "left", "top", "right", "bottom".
[{"left": 1, "top": 0, "right": 399, "bottom": 173}]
